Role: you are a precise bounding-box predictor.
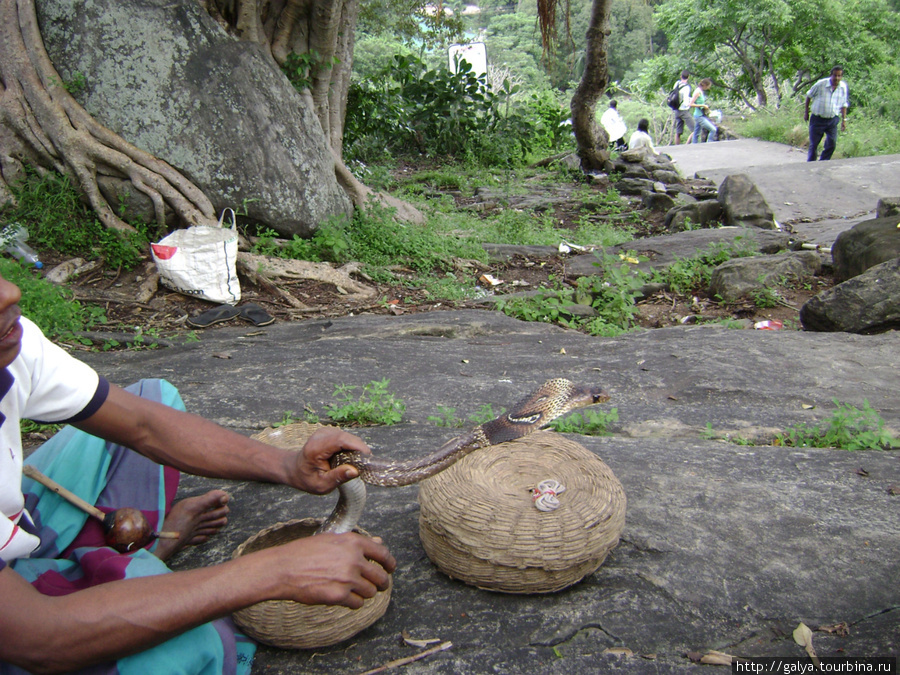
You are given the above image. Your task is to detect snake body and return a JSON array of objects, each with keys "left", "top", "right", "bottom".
[{"left": 317, "top": 378, "right": 609, "bottom": 534}]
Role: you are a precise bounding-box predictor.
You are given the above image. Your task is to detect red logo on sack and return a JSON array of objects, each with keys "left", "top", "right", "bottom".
[{"left": 151, "top": 244, "right": 178, "bottom": 260}]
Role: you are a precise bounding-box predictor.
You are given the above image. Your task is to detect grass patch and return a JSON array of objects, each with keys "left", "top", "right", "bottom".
[
  {"left": 0, "top": 259, "right": 105, "bottom": 337},
  {"left": 776, "top": 400, "right": 899, "bottom": 451},
  {"left": 1, "top": 170, "right": 156, "bottom": 271}
]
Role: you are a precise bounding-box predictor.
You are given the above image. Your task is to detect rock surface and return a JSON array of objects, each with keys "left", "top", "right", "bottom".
[
  {"left": 800, "top": 258, "right": 900, "bottom": 333},
  {"left": 76, "top": 310, "right": 900, "bottom": 674},
  {"left": 37, "top": 0, "right": 352, "bottom": 236},
  {"left": 831, "top": 216, "right": 900, "bottom": 282}
]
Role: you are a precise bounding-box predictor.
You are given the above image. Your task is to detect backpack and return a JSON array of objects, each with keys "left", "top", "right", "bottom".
[{"left": 666, "top": 84, "right": 685, "bottom": 110}]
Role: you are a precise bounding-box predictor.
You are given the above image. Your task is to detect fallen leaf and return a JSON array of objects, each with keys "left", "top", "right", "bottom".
[
  {"left": 400, "top": 630, "right": 442, "bottom": 648},
  {"left": 888, "top": 485, "right": 898, "bottom": 496},
  {"left": 855, "top": 468, "right": 869, "bottom": 477},
  {"left": 801, "top": 403, "right": 815, "bottom": 410},
  {"left": 701, "top": 650, "right": 736, "bottom": 665},
  {"left": 602, "top": 647, "right": 633, "bottom": 657},
  {"left": 817, "top": 622, "right": 850, "bottom": 637},
  {"left": 211, "top": 352, "right": 232, "bottom": 359},
  {"left": 559, "top": 348, "right": 567, "bottom": 355},
  {"left": 793, "top": 622, "right": 820, "bottom": 667}
]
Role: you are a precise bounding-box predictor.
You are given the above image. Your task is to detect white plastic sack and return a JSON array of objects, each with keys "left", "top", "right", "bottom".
[{"left": 151, "top": 209, "right": 241, "bottom": 304}]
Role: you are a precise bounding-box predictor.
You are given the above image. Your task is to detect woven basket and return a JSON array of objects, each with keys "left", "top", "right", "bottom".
[
  {"left": 231, "top": 518, "right": 391, "bottom": 649},
  {"left": 418, "top": 431, "right": 626, "bottom": 593},
  {"left": 231, "top": 423, "right": 391, "bottom": 649}
]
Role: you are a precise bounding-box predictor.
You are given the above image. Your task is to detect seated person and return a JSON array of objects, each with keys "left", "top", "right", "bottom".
[
  {"left": 628, "top": 118, "right": 659, "bottom": 155},
  {"left": 0, "top": 272, "right": 395, "bottom": 674},
  {"left": 600, "top": 100, "right": 628, "bottom": 151}
]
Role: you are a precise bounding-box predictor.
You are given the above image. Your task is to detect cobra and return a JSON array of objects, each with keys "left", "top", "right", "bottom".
[{"left": 316, "top": 378, "right": 610, "bottom": 534}]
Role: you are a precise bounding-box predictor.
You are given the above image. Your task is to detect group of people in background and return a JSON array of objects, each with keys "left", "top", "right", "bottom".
[
  {"left": 601, "top": 65, "right": 849, "bottom": 160},
  {"left": 599, "top": 100, "right": 660, "bottom": 156},
  {"left": 671, "top": 70, "right": 718, "bottom": 145}
]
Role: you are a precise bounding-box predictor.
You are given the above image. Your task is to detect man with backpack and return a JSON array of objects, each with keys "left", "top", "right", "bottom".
[{"left": 668, "top": 70, "right": 694, "bottom": 145}]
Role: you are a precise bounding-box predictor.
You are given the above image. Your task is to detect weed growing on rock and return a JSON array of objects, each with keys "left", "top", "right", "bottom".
[
  {"left": 776, "top": 400, "right": 899, "bottom": 451},
  {"left": 549, "top": 408, "right": 619, "bottom": 435},
  {"left": 326, "top": 378, "right": 406, "bottom": 426}
]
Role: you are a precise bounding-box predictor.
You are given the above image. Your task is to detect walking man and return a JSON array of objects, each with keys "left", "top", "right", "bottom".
[
  {"left": 804, "top": 66, "right": 849, "bottom": 161},
  {"left": 672, "top": 70, "right": 694, "bottom": 145}
]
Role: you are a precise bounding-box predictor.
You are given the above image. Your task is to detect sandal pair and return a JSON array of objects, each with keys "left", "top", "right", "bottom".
[{"left": 187, "top": 303, "right": 274, "bottom": 329}]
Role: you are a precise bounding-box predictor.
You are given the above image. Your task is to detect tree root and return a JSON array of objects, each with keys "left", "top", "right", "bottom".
[
  {"left": 0, "top": 0, "right": 216, "bottom": 231},
  {"left": 237, "top": 252, "right": 376, "bottom": 305}
]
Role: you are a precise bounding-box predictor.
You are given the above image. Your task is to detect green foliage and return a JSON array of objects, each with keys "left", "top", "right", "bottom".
[
  {"left": 497, "top": 291, "right": 582, "bottom": 331},
  {"left": 325, "top": 378, "right": 406, "bottom": 426},
  {"left": 468, "top": 403, "right": 504, "bottom": 425},
  {"left": 549, "top": 408, "right": 619, "bottom": 436},
  {"left": 702, "top": 422, "right": 756, "bottom": 445},
  {"left": 2, "top": 170, "right": 149, "bottom": 270},
  {"left": 0, "top": 259, "right": 105, "bottom": 337},
  {"left": 344, "top": 53, "right": 571, "bottom": 166},
  {"left": 281, "top": 51, "right": 339, "bottom": 91},
  {"left": 273, "top": 410, "right": 320, "bottom": 427},
  {"left": 427, "top": 405, "right": 464, "bottom": 428},
  {"left": 655, "top": 240, "right": 757, "bottom": 295},
  {"left": 776, "top": 400, "right": 899, "bottom": 451}
]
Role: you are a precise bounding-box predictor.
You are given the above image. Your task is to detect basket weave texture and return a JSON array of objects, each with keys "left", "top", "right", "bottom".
[
  {"left": 229, "top": 423, "right": 391, "bottom": 649},
  {"left": 418, "top": 431, "right": 626, "bottom": 593}
]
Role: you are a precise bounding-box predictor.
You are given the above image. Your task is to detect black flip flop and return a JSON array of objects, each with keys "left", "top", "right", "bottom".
[
  {"left": 186, "top": 304, "right": 241, "bottom": 328},
  {"left": 239, "top": 303, "right": 275, "bottom": 327}
]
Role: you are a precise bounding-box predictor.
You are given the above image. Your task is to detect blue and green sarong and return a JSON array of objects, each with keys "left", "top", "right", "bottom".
[{"left": 6, "top": 379, "right": 256, "bottom": 675}]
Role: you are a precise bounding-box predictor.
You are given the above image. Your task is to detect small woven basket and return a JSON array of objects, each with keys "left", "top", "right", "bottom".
[
  {"left": 418, "top": 431, "right": 626, "bottom": 593},
  {"left": 230, "top": 423, "right": 391, "bottom": 649}
]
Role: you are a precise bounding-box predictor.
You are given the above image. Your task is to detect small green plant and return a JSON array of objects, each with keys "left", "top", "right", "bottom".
[
  {"left": 702, "top": 422, "right": 756, "bottom": 445},
  {"left": 4, "top": 170, "right": 149, "bottom": 270},
  {"left": 775, "top": 399, "right": 899, "bottom": 451},
  {"left": 468, "top": 404, "right": 503, "bottom": 425},
  {"left": 750, "top": 285, "right": 781, "bottom": 308},
  {"left": 20, "top": 419, "right": 62, "bottom": 437},
  {"left": 0, "top": 259, "right": 105, "bottom": 337},
  {"left": 325, "top": 378, "right": 406, "bottom": 426},
  {"left": 549, "top": 408, "right": 619, "bottom": 435},
  {"left": 273, "top": 409, "right": 319, "bottom": 427},
  {"left": 427, "top": 405, "right": 464, "bottom": 428}
]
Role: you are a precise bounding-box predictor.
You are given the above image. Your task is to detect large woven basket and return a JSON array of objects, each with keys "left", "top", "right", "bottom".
[
  {"left": 418, "top": 431, "right": 626, "bottom": 593},
  {"left": 230, "top": 423, "right": 391, "bottom": 649}
]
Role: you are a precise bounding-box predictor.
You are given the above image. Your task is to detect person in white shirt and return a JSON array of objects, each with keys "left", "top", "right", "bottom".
[
  {"left": 628, "top": 118, "right": 660, "bottom": 156},
  {"left": 0, "top": 273, "right": 394, "bottom": 674},
  {"left": 600, "top": 100, "right": 628, "bottom": 151},
  {"left": 804, "top": 65, "right": 849, "bottom": 161}
]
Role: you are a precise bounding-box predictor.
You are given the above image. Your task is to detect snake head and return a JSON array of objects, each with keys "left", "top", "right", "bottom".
[{"left": 577, "top": 384, "right": 611, "bottom": 407}]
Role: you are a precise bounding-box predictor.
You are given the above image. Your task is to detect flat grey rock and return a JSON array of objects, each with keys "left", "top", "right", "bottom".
[{"left": 77, "top": 310, "right": 900, "bottom": 673}]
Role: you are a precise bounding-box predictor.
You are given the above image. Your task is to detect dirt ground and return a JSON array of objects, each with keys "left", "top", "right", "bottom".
[{"left": 49, "top": 169, "right": 833, "bottom": 345}]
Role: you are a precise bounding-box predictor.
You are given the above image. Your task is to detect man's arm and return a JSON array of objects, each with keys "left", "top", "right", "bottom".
[
  {"left": 73, "top": 384, "right": 365, "bottom": 494},
  {"left": 804, "top": 96, "right": 811, "bottom": 121},
  {"left": 0, "top": 531, "right": 394, "bottom": 674}
]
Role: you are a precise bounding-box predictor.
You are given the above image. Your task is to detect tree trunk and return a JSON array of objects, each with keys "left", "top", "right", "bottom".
[{"left": 570, "top": 0, "right": 613, "bottom": 174}]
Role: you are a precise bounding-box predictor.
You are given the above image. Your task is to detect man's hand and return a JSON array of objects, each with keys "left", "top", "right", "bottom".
[
  {"left": 287, "top": 427, "right": 372, "bottom": 494},
  {"left": 272, "top": 533, "right": 397, "bottom": 609},
  {"left": 841, "top": 119, "right": 846, "bottom": 132}
]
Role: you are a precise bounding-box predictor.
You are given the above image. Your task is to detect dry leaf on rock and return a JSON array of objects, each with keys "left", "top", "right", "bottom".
[
  {"left": 602, "top": 647, "right": 633, "bottom": 657},
  {"left": 793, "top": 622, "right": 821, "bottom": 667},
  {"left": 817, "top": 622, "right": 850, "bottom": 637},
  {"left": 400, "top": 630, "right": 442, "bottom": 648},
  {"left": 700, "top": 650, "right": 736, "bottom": 666}
]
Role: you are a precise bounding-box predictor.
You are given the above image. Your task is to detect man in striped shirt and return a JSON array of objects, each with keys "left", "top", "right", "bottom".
[{"left": 804, "top": 66, "right": 849, "bottom": 161}]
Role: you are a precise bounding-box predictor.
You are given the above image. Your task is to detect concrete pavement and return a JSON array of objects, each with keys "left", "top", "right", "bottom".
[{"left": 660, "top": 139, "right": 900, "bottom": 246}]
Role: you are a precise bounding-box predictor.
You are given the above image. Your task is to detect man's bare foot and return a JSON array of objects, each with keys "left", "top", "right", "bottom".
[{"left": 155, "top": 490, "right": 230, "bottom": 561}]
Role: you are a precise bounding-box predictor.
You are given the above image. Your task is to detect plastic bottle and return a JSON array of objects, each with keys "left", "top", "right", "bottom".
[{"left": 0, "top": 224, "right": 43, "bottom": 269}]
